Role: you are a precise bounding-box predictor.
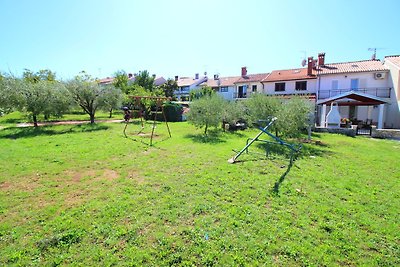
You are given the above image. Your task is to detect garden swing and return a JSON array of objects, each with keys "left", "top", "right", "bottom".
[
  {"left": 228, "top": 117, "right": 302, "bottom": 165},
  {"left": 123, "top": 96, "right": 171, "bottom": 146}
]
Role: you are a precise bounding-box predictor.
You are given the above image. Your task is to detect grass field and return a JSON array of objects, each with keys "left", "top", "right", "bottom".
[{"left": 0, "top": 114, "right": 399, "bottom": 266}]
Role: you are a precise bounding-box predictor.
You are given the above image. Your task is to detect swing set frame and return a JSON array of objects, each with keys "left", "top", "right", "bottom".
[
  {"left": 123, "top": 96, "right": 172, "bottom": 146},
  {"left": 228, "top": 117, "right": 302, "bottom": 164}
]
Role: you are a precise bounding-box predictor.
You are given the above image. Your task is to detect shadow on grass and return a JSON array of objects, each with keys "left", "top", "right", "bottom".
[
  {"left": 184, "top": 129, "right": 226, "bottom": 144},
  {"left": 0, "top": 124, "right": 109, "bottom": 139}
]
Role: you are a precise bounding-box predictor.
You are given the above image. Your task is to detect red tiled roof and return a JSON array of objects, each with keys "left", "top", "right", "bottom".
[
  {"left": 177, "top": 76, "right": 207, "bottom": 87},
  {"left": 203, "top": 76, "right": 241, "bottom": 87},
  {"left": 98, "top": 77, "right": 114, "bottom": 84},
  {"left": 385, "top": 55, "right": 400, "bottom": 68},
  {"left": 262, "top": 68, "right": 316, "bottom": 82},
  {"left": 235, "top": 73, "right": 269, "bottom": 83},
  {"left": 316, "top": 59, "right": 388, "bottom": 75}
]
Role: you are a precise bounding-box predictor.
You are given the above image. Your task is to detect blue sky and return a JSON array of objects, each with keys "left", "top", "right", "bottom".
[{"left": 1, "top": 0, "right": 399, "bottom": 80}]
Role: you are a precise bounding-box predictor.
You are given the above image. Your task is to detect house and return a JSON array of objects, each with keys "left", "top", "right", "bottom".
[
  {"left": 314, "top": 53, "right": 395, "bottom": 129},
  {"left": 174, "top": 73, "right": 207, "bottom": 101},
  {"left": 98, "top": 73, "right": 166, "bottom": 87},
  {"left": 383, "top": 55, "right": 400, "bottom": 128},
  {"left": 233, "top": 67, "right": 269, "bottom": 99},
  {"left": 262, "top": 57, "right": 317, "bottom": 99},
  {"left": 200, "top": 74, "right": 240, "bottom": 101}
]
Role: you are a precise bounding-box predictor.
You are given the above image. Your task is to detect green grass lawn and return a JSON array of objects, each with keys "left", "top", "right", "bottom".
[{"left": 0, "top": 117, "right": 399, "bottom": 266}]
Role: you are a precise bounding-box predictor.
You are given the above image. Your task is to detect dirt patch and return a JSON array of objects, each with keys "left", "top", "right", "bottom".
[
  {"left": 96, "top": 169, "right": 119, "bottom": 181},
  {"left": 128, "top": 170, "right": 145, "bottom": 184},
  {"left": 0, "top": 176, "right": 40, "bottom": 192},
  {"left": 0, "top": 181, "right": 12, "bottom": 190}
]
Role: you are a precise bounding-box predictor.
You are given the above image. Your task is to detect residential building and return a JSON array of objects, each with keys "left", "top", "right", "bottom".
[
  {"left": 234, "top": 67, "right": 269, "bottom": 99},
  {"left": 201, "top": 75, "right": 240, "bottom": 101},
  {"left": 174, "top": 73, "right": 207, "bottom": 101},
  {"left": 262, "top": 57, "right": 317, "bottom": 99},
  {"left": 384, "top": 55, "right": 400, "bottom": 128},
  {"left": 98, "top": 73, "right": 166, "bottom": 87},
  {"left": 314, "top": 53, "right": 395, "bottom": 129}
]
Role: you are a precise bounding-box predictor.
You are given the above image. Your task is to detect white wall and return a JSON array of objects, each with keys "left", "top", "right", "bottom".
[
  {"left": 263, "top": 79, "right": 317, "bottom": 95},
  {"left": 318, "top": 71, "right": 400, "bottom": 128},
  {"left": 235, "top": 82, "right": 264, "bottom": 98},
  {"left": 384, "top": 61, "right": 400, "bottom": 128},
  {"left": 318, "top": 71, "right": 390, "bottom": 97},
  {"left": 217, "top": 86, "right": 235, "bottom": 100}
]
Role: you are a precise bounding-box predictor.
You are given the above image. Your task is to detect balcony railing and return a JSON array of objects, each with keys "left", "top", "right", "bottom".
[{"left": 318, "top": 87, "right": 391, "bottom": 99}]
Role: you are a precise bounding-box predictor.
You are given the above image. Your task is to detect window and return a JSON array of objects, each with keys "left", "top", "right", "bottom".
[
  {"left": 295, "top": 81, "right": 307, "bottom": 91},
  {"left": 252, "top": 85, "right": 257, "bottom": 92},
  {"left": 220, "top": 86, "right": 228, "bottom": 92},
  {"left": 275, "top": 82, "right": 285, "bottom": 92},
  {"left": 350, "top": 79, "right": 359, "bottom": 90},
  {"left": 331, "top": 80, "right": 338, "bottom": 90}
]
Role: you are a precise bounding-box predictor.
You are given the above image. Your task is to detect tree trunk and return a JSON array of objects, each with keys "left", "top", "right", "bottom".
[
  {"left": 33, "top": 114, "right": 38, "bottom": 127},
  {"left": 204, "top": 124, "right": 208, "bottom": 135},
  {"left": 90, "top": 113, "right": 95, "bottom": 124},
  {"left": 109, "top": 108, "right": 113, "bottom": 118}
]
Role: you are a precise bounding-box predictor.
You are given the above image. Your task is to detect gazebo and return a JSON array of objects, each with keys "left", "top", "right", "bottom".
[{"left": 317, "top": 91, "right": 388, "bottom": 129}]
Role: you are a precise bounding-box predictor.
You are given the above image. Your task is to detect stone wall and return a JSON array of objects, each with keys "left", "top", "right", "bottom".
[
  {"left": 314, "top": 127, "right": 356, "bottom": 137},
  {"left": 372, "top": 129, "right": 400, "bottom": 139}
]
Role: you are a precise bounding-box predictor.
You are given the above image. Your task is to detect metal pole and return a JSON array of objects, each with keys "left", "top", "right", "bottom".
[{"left": 228, "top": 118, "right": 276, "bottom": 163}]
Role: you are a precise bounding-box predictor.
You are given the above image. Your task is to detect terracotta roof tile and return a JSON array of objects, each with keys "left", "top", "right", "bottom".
[
  {"left": 262, "top": 68, "right": 316, "bottom": 82},
  {"left": 235, "top": 73, "right": 270, "bottom": 83},
  {"left": 316, "top": 59, "right": 388, "bottom": 75},
  {"left": 98, "top": 77, "right": 114, "bottom": 84},
  {"left": 177, "top": 76, "right": 206, "bottom": 87},
  {"left": 203, "top": 76, "right": 241, "bottom": 87}
]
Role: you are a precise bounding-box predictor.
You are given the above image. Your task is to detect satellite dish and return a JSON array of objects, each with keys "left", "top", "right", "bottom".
[{"left": 301, "top": 59, "right": 307, "bottom": 67}]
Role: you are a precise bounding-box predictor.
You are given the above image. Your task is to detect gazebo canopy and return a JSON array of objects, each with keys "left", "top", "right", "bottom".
[{"left": 317, "top": 91, "right": 388, "bottom": 106}]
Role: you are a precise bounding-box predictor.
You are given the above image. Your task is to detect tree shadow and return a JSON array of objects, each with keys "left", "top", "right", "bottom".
[
  {"left": 271, "top": 158, "right": 295, "bottom": 194},
  {"left": 184, "top": 129, "right": 226, "bottom": 144},
  {"left": 0, "top": 124, "right": 109, "bottom": 139}
]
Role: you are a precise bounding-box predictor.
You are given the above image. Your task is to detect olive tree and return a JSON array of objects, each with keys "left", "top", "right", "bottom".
[
  {"left": 186, "top": 94, "right": 226, "bottom": 135},
  {"left": 99, "top": 84, "right": 123, "bottom": 118},
  {"left": 66, "top": 72, "right": 121, "bottom": 123},
  {"left": 244, "top": 94, "right": 313, "bottom": 137},
  {"left": 0, "top": 74, "right": 70, "bottom": 127},
  {"left": 0, "top": 75, "right": 20, "bottom": 115}
]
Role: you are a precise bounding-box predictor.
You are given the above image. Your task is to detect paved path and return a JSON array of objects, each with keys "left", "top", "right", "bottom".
[{"left": 16, "top": 119, "right": 124, "bottom": 127}]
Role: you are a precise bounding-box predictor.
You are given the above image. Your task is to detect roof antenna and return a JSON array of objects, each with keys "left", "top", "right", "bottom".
[{"left": 368, "top": 48, "right": 377, "bottom": 60}]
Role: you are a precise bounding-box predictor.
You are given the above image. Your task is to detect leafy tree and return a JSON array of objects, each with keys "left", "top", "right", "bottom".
[
  {"left": 159, "top": 78, "right": 177, "bottom": 98},
  {"left": 133, "top": 70, "right": 155, "bottom": 92},
  {"left": 221, "top": 100, "right": 247, "bottom": 129},
  {"left": 23, "top": 69, "right": 56, "bottom": 83},
  {"left": 66, "top": 71, "right": 115, "bottom": 124},
  {"left": 187, "top": 94, "right": 226, "bottom": 135},
  {"left": 245, "top": 94, "right": 313, "bottom": 137},
  {"left": 18, "top": 79, "right": 70, "bottom": 127},
  {"left": 112, "top": 70, "right": 129, "bottom": 94},
  {"left": 189, "top": 86, "right": 215, "bottom": 100},
  {"left": 274, "top": 96, "right": 314, "bottom": 137},
  {"left": 0, "top": 75, "right": 21, "bottom": 115},
  {"left": 99, "top": 84, "right": 123, "bottom": 118},
  {"left": 0, "top": 71, "right": 70, "bottom": 126}
]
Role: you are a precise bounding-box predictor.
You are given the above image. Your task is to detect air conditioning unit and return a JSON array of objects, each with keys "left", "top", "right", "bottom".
[{"left": 374, "top": 72, "right": 386, "bottom": 80}]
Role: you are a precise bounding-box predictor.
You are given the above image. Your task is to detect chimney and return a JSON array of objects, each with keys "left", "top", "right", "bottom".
[
  {"left": 174, "top": 75, "right": 178, "bottom": 81},
  {"left": 214, "top": 74, "right": 219, "bottom": 80},
  {"left": 195, "top": 73, "right": 199, "bottom": 79},
  {"left": 241, "top": 67, "right": 247, "bottom": 77},
  {"left": 318, "top": 52, "right": 325, "bottom": 66},
  {"left": 307, "top": 57, "right": 313, "bottom": 76},
  {"left": 152, "top": 74, "right": 156, "bottom": 79},
  {"left": 128, "top": 73, "right": 133, "bottom": 78}
]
